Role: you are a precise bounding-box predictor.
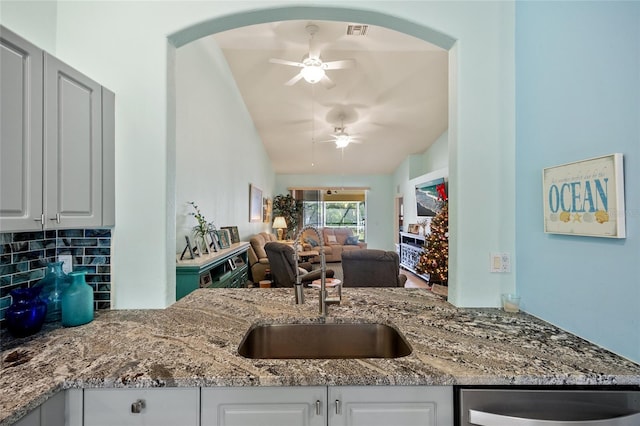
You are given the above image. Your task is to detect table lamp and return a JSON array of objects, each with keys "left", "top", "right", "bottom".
[{"left": 273, "top": 216, "right": 287, "bottom": 240}]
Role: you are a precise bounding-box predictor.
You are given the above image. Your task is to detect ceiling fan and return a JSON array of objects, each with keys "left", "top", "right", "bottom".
[
  {"left": 269, "top": 24, "right": 354, "bottom": 89},
  {"left": 322, "top": 114, "right": 361, "bottom": 148}
]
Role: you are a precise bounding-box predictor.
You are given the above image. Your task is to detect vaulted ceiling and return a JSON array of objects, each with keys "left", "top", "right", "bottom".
[{"left": 211, "top": 20, "right": 449, "bottom": 175}]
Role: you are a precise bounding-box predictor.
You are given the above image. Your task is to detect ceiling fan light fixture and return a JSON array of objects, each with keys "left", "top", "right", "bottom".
[
  {"left": 301, "top": 58, "right": 325, "bottom": 84},
  {"left": 335, "top": 132, "right": 351, "bottom": 148}
]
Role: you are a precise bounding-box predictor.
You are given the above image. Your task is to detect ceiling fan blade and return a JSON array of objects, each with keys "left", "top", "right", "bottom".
[
  {"left": 319, "top": 75, "right": 336, "bottom": 89},
  {"left": 284, "top": 72, "right": 304, "bottom": 86},
  {"left": 323, "top": 59, "right": 355, "bottom": 70},
  {"left": 269, "top": 58, "right": 304, "bottom": 68}
]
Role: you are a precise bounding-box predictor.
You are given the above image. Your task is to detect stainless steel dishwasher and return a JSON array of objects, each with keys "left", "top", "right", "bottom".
[{"left": 457, "top": 387, "right": 640, "bottom": 425}]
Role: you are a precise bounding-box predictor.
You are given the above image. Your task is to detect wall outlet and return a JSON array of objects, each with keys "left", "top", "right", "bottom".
[
  {"left": 58, "top": 254, "right": 73, "bottom": 273},
  {"left": 490, "top": 252, "right": 511, "bottom": 273}
]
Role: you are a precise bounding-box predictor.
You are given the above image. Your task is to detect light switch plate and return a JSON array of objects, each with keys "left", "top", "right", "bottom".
[
  {"left": 490, "top": 252, "right": 511, "bottom": 273},
  {"left": 58, "top": 254, "right": 73, "bottom": 273}
]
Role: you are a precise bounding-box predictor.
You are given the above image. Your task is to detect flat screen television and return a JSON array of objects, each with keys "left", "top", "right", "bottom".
[{"left": 415, "top": 178, "right": 447, "bottom": 217}]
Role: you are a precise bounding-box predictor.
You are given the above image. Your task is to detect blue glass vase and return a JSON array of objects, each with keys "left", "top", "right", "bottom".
[
  {"left": 61, "top": 271, "right": 94, "bottom": 327},
  {"left": 6, "top": 287, "right": 48, "bottom": 338},
  {"left": 35, "top": 261, "right": 70, "bottom": 322}
]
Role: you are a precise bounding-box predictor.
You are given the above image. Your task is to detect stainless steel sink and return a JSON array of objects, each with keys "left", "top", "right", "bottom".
[{"left": 237, "top": 322, "right": 412, "bottom": 359}]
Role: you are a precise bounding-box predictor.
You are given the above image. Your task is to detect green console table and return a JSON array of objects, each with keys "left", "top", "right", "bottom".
[{"left": 175, "top": 242, "right": 250, "bottom": 300}]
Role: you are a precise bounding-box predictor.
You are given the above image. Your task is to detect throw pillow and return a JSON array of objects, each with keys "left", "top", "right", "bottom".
[
  {"left": 304, "top": 237, "right": 319, "bottom": 247},
  {"left": 345, "top": 235, "right": 360, "bottom": 245},
  {"left": 326, "top": 234, "right": 338, "bottom": 244}
]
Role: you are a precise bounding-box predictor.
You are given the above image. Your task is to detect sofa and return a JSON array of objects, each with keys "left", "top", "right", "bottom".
[
  {"left": 300, "top": 227, "right": 367, "bottom": 263},
  {"left": 247, "top": 232, "right": 278, "bottom": 284},
  {"left": 341, "top": 249, "right": 408, "bottom": 287}
]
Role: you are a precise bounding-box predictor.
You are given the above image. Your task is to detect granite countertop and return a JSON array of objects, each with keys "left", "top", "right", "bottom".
[{"left": 2, "top": 288, "right": 640, "bottom": 424}]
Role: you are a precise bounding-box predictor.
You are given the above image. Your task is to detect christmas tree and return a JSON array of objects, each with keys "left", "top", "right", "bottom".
[{"left": 415, "top": 183, "right": 448, "bottom": 285}]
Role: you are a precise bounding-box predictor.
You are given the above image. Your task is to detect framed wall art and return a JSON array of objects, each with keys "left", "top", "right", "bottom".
[
  {"left": 263, "top": 197, "right": 272, "bottom": 223},
  {"left": 407, "top": 224, "right": 420, "bottom": 234},
  {"left": 542, "top": 153, "right": 625, "bottom": 238},
  {"left": 249, "top": 184, "right": 263, "bottom": 222}
]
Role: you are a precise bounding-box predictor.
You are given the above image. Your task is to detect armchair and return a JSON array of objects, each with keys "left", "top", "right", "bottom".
[
  {"left": 341, "top": 249, "right": 408, "bottom": 287},
  {"left": 264, "top": 242, "right": 334, "bottom": 288},
  {"left": 247, "top": 232, "right": 277, "bottom": 284}
]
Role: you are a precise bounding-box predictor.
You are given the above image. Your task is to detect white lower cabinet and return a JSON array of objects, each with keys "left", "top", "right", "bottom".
[
  {"left": 201, "top": 386, "right": 452, "bottom": 426},
  {"left": 201, "top": 386, "right": 326, "bottom": 426},
  {"left": 14, "top": 391, "right": 66, "bottom": 426},
  {"left": 14, "top": 385, "right": 451, "bottom": 426},
  {"left": 83, "top": 388, "right": 200, "bottom": 426},
  {"left": 329, "top": 386, "right": 453, "bottom": 426}
]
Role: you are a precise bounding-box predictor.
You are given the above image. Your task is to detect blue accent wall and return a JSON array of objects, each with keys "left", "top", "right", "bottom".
[{"left": 516, "top": 1, "right": 640, "bottom": 361}]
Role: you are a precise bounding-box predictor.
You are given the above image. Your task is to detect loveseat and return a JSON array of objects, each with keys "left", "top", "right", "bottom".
[
  {"left": 247, "top": 232, "right": 277, "bottom": 284},
  {"left": 300, "top": 227, "right": 367, "bottom": 263}
]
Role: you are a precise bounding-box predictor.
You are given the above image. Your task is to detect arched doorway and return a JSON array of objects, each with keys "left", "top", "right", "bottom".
[{"left": 167, "top": 5, "right": 459, "bottom": 300}]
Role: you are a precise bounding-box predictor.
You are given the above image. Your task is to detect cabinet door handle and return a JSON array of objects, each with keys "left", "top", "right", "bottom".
[
  {"left": 335, "top": 399, "right": 341, "bottom": 415},
  {"left": 469, "top": 409, "right": 640, "bottom": 426},
  {"left": 131, "top": 399, "right": 146, "bottom": 414},
  {"left": 315, "top": 400, "right": 321, "bottom": 415},
  {"left": 34, "top": 214, "right": 44, "bottom": 226},
  {"left": 49, "top": 213, "right": 60, "bottom": 223}
]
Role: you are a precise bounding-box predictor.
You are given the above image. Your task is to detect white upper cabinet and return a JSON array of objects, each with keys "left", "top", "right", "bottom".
[
  {"left": 0, "top": 26, "right": 115, "bottom": 232},
  {"left": 43, "top": 52, "right": 102, "bottom": 229},
  {"left": 0, "top": 26, "right": 44, "bottom": 232}
]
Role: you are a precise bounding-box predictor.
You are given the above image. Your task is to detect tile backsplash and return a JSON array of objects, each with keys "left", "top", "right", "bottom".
[{"left": 0, "top": 229, "right": 112, "bottom": 326}]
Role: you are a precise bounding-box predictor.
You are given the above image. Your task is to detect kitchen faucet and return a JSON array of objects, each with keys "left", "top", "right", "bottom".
[{"left": 293, "top": 225, "right": 341, "bottom": 315}]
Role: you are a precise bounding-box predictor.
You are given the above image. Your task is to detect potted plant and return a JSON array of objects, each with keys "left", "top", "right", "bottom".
[
  {"left": 188, "top": 201, "right": 214, "bottom": 253},
  {"left": 272, "top": 194, "right": 302, "bottom": 240}
]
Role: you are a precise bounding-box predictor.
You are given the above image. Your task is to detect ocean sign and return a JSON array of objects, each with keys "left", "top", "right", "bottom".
[{"left": 542, "top": 154, "right": 625, "bottom": 238}]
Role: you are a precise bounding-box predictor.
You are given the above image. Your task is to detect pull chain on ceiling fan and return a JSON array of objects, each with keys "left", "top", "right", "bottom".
[{"left": 311, "top": 84, "right": 316, "bottom": 167}]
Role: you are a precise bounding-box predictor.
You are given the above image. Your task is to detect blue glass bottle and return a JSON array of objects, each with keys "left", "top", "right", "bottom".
[
  {"left": 35, "top": 261, "right": 70, "bottom": 322},
  {"left": 61, "top": 271, "right": 94, "bottom": 327},
  {"left": 6, "top": 287, "right": 48, "bottom": 337}
]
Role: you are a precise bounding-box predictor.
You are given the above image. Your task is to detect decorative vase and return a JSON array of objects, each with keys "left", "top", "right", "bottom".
[
  {"left": 61, "top": 271, "right": 94, "bottom": 327},
  {"left": 35, "top": 261, "right": 70, "bottom": 322},
  {"left": 5, "top": 287, "right": 48, "bottom": 338}
]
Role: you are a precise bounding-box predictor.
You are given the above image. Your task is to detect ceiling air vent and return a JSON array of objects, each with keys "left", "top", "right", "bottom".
[{"left": 346, "top": 24, "right": 369, "bottom": 36}]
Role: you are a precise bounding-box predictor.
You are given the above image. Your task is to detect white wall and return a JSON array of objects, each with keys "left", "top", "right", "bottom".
[
  {"left": 275, "top": 174, "right": 395, "bottom": 251},
  {"left": 0, "top": 1, "right": 515, "bottom": 310},
  {"left": 0, "top": 0, "right": 57, "bottom": 53},
  {"left": 176, "top": 36, "right": 273, "bottom": 253}
]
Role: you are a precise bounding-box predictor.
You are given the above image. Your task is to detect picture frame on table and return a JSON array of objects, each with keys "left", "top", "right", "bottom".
[
  {"left": 180, "top": 235, "right": 196, "bottom": 260},
  {"left": 228, "top": 258, "right": 237, "bottom": 271},
  {"left": 249, "top": 184, "right": 263, "bottom": 222},
  {"left": 408, "top": 224, "right": 420, "bottom": 234},
  {"left": 193, "top": 233, "right": 209, "bottom": 255},
  {"left": 220, "top": 226, "right": 240, "bottom": 244},
  {"left": 542, "top": 153, "right": 626, "bottom": 238},
  {"left": 207, "top": 230, "right": 219, "bottom": 252},
  {"left": 216, "top": 229, "right": 231, "bottom": 249},
  {"left": 199, "top": 272, "right": 212, "bottom": 288}
]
